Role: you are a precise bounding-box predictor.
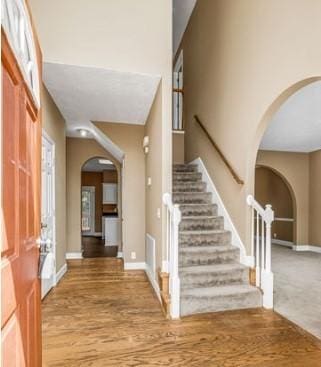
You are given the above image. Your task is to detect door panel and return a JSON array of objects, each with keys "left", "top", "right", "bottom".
[{"left": 1, "top": 30, "right": 42, "bottom": 367}]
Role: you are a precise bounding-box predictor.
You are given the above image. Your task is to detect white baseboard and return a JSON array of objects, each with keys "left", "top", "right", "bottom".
[
  {"left": 272, "top": 239, "right": 293, "bottom": 248},
  {"left": 145, "top": 264, "right": 161, "bottom": 302},
  {"left": 66, "top": 252, "right": 83, "bottom": 259},
  {"left": 124, "top": 262, "right": 146, "bottom": 270},
  {"left": 292, "top": 245, "right": 321, "bottom": 253},
  {"left": 161, "top": 260, "right": 169, "bottom": 273},
  {"left": 55, "top": 263, "right": 67, "bottom": 285},
  {"left": 190, "top": 157, "right": 249, "bottom": 266}
]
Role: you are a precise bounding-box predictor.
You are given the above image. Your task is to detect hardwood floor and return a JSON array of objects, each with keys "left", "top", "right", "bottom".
[
  {"left": 82, "top": 236, "right": 118, "bottom": 258},
  {"left": 42, "top": 258, "right": 321, "bottom": 367}
]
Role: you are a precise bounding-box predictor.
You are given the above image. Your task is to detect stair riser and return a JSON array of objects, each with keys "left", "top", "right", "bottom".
[
  {"left": 174, "top": 193, "right": 212, "bottom": 204},
  {"left": 173, "top": 165, "right": 198, "bottom": 173},
  {"left": 179, "top": 232, "right": 231, "bottom": 247},
  {"left": 173, "top": 173, "right": 202, "bottom": 182},
  {"left": 180, "top": 291, "right": 262, "bottom": 316},
  {"left": 179, "top": 205, "right": 218, "bottom": 217},
  {"left": 180, "top": 268, "right": 248, "bottom": 289},
  {"left": 179, "top": 249, "right": 239, "bottom": 267},
  {"left": 179, "top": 217, "right": 224, "bottom": 231},
  {"left": 173, "top": 182, "right": 206, "bottom": 193}
]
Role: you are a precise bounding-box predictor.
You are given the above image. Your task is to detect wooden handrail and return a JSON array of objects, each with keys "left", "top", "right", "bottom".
[{"left": 194, "top": 115, "right": 244, "bottom": 185}]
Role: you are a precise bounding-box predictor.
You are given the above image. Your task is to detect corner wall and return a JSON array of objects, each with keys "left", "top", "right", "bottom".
[
  {"left": 309, "top": 149, "right": 321, "bottom": 247},
  {"left": 178, "top": 0, "right": 321, "bottom": 252},
  {"left": 144, "top": 86, "right": 163, "bottom": 271},
  {"left": 94, "top": 122, "right": 146, "bottom": 263},
  {"left": 66, "top": 138, "right": 121, "bottom": 255},
  {"left": 42, "top": 85, "right": 66, "bottom": 272}
]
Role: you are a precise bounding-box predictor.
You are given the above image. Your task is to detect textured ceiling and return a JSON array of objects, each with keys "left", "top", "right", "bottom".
[
  {"left": 44, "top": 62, "right": 160, "bottom": 125},
  {"left": 260, "top": 81, "right": 321, "bottom": 153},
  {"left": 173, "top": 0, "right": 197, "bottom": 55}
]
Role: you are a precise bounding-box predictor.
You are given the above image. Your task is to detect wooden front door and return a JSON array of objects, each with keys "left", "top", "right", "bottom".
[{"left": 1, "top": 28, "right": 42, "bottom": 366}]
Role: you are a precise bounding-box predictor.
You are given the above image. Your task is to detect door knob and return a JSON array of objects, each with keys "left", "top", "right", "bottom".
[{"left": 36, "top": 238, "right": 52, "bottom": 253}]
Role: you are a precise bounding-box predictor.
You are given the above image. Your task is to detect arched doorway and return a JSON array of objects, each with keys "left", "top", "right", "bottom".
[
  {"left": 255, "top": 165, "right": 296, "bottom": 246},
  {"left": 251, "top": 79, "right": 321, "bottom": 339},
  {"left": 81, "top": 157, "right": 121, "bottom": 258}
]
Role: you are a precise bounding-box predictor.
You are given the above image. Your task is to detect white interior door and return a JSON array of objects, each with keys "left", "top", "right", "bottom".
[{"left": 41, "top": 132, "right": 56, "bottom": 299}]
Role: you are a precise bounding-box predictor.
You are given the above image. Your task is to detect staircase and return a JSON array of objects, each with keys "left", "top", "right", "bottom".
[{"left": 173, "top": 164, "right": 262, "bottom": 316}]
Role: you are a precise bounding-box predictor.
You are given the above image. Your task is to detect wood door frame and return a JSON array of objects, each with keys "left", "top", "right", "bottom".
[{"left": 41, "top": 130, "right": 57, "bottom": 295}]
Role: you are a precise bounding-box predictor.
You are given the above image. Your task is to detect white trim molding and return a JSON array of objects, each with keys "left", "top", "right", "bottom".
[
  {"left": 55, "top": 263, "right": 67, "bottom": 285},
  {"left": 190, "top": 158, "right": 252, "bottom": 267},
  {"left": 117, "top": 251, "right": 123, "bottom": 258},
  {"left": 124, "top": 262, "right": 146, "bottom": 270},
  {"left": 272, "top": 239, "right": 293, "bottom": 248},
  {"left": 145, "top": 264, "right": 161, "bottom": 302},
  {"left": 66, "top": 252, "right": 83, "bottom": 260},
  {"left": 292, "top": 245, "right": 321, "bottom": 253}
]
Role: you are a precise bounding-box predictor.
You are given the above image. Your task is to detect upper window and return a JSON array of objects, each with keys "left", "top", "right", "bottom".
[{"left": 1, "top": 0, "right": 40, "bottom": 107}]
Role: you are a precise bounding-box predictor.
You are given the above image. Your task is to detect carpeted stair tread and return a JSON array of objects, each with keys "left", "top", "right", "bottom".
[
  {"left": 180, "top": 263, "right": 247, "bottom": 275},
  {"left": 181, "top": 284, "right": 261, "bottom": 298},
  {"left": 179, "top": 229, "right": 229, "bottom": 235}
]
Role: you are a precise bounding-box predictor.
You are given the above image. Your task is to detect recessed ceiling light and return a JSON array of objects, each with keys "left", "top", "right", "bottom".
[
  {"left": 78, "top": 129, "right": 88, "bottom": 137},
  {"left": 98, "top": 159, "right": 113, "bottom": 165}
]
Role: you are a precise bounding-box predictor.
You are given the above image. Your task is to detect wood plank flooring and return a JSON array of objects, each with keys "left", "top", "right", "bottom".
[
  {"left": 42, "top": 258, "right": 321, "bottom": 367},
  {"left": 82, "top": 236, "right": 118, "bottom": 258}
]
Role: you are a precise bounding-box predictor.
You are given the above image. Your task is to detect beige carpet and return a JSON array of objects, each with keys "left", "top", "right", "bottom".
[{"left": 272, "top": 244, "right": 321, "bottom": 339}]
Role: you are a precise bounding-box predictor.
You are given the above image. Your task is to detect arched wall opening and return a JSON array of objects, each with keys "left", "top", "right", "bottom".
[
  {"left": 80, "top": 156, "right": 122, "bottom": 258},
  {"left": 247, "top": 76, "right": 321, "bottom": 249},
  {"left": 255, "top": 165, "right": 296, "bottom": 245}
]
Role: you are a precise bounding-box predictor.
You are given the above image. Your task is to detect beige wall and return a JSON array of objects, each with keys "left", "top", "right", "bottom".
[
  {"left": 173, "top": 132, "right": 185, "bottom": 164},
  {"left": 30, "top": 0, "right": 173, "bottom": 266},
  {"left": 256, "top": 150, "right": 310, "bottom": 245},
  {"left": 178, "top": 0, "right": 321, "bottom": 252},
  {"left": 309, "top": 150, "right": 321, "bottom": 247},
  {"left": 66, "top": 138, "right": 121, "bottom": 254},
  {"left": 94, "top": 123, "right": 146, "bottom": 263},
  {"left": 144, "top": 87, "right": 163, "bottom": 270},
  {"left": 42, "top": 85, "right": 66, "bottom": 271},
  {"left": 255, "top": 166, "right": 294, "bottom": 242}
]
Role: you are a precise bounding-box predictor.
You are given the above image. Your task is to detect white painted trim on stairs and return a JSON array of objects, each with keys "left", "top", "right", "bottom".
[
  {"left": 190, "top": 157, "right": 253, "bottom": 267},
  {"left": 172, "top": 130, "right": 185, "bottom": 135},
  {"left": 124, "top": 262, "right": 146, "bottom": 270},
  {"left": 162, "top": 260, "right": 169, "bottom": 273},
  {"left": 117, "top": 251, "right": 123, "bottom": 258},
  {"left": 66, "top": 252, "right": 83, "bottom": 259},
  {"left": 145, "top": 264, "right": 161, "bottom": 302},
  {"left": 292, "top": 245, "right": 321, "bottom": 253},
  {"left": 55, "top": 263, "right": 67, "bottom": 285}
]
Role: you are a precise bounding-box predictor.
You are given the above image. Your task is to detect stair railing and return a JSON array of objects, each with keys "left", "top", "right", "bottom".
[
  {"left": 163, "top": 192, "right": 182, "bottom": 318},
  {"left": 246, "top": 195, "right": 274, "bottom": 308}
]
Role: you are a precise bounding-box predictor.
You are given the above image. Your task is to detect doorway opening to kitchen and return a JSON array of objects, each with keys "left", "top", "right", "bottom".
[{"left": 81, "top": 157, "right": 121, "bottom": 258}]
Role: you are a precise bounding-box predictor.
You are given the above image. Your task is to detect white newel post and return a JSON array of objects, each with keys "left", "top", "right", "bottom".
[
  {"left": 163, "top": 193, "right": 182, "bottom": 319},
  {"left": 247, "top": 195, "right": 274, "bottom": 309}
]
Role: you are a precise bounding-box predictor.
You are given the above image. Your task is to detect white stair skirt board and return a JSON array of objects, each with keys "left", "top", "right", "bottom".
[
  {"left": 190, "top": 158, "right": 253, "bottom": 267},
  {"left": 55, "top": 263, "right": 67, "bottom": 285},
  {"left": 66, "top": 252, "right": 83, "bottom": 259}
]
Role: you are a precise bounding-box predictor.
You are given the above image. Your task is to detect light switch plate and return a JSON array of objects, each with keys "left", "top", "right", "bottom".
[
  {"left": 131, "top": 252, "right": 136, "bottom": 260},
  {"left": 157, "top": 208, "right": 161, "bottom": 218},
  {"left": 147, "top": 177, "right": 152, "bottom": 186}
]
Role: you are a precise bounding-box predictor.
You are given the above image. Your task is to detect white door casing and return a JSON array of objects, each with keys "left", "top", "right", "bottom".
[{"left": 41, "top": 131, "right": 56, "bottom": 298}]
